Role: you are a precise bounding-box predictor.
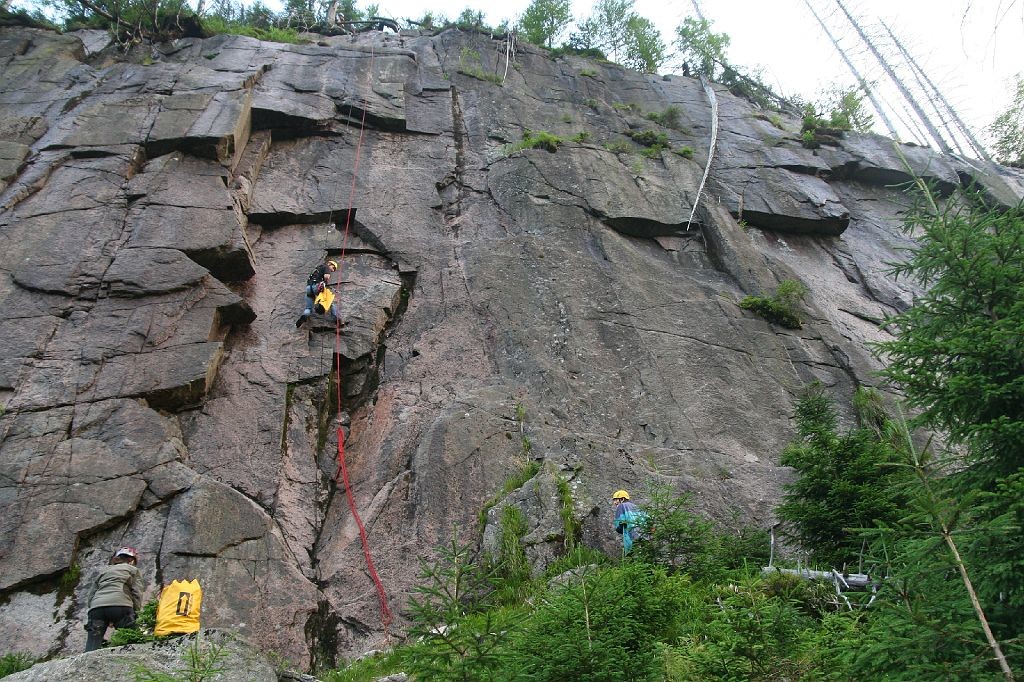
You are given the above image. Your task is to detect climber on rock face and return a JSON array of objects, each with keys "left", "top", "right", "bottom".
[
  {"left": 297, "top": 258, "right": 340, "bottom": 328},
  {"left": 84, "top": 546, "right": 145, "bottom": 652},
  {"left": 612, "top": 489, "right": 646, "bottom": 555}
]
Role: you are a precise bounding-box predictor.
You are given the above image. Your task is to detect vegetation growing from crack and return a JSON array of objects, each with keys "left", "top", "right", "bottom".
[
  {"left": 478, "top": 401, "right": 541, "bottom": 528},
  {"left": 503, "top": 130, "right": 563, "bottom": 155},
  {"left": 799, "top": 85, "right": 873, "bottom": 148},
  {"left": 739, "top": 279, "right": 808, "bottom": 329},
  {"left": 556, "top": 475, "right": 580, "bottom": 549},
  {"left": 603, "top": 139, "right": 633, "bottom": 154},
  {"left": 0, "top": 653, "right": 35, "bottom": 677},
  {"left": 458, "top": 47, "right": 503, "bottom": 85},
  {"left": 644, "top": 105, "right": 681, "bottom": 129}
]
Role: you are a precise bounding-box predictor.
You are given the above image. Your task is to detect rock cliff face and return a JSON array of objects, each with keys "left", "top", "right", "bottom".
[{"left": 0, "top": 25, "right": 1021, "bottom": 670}]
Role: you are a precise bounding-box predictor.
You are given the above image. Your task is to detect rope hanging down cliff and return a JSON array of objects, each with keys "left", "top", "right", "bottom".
[
  {"left": 331, "top": 40, "right": 394, "bottom": 629},
  {"left": 686, "top": 75, "right": 719, "bottom": 232}
]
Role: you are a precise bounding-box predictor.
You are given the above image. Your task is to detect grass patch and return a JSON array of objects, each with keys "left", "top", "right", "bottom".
[
  {"left": 673, "top": 146, "right": 694, "bottom": 159},
  {"left": 571, "top": 131, "right": 591, "bottom": 143},
  {"left": 579, "top": 69, "right": 598, "bottom": 78},
  {"left": 322, "top": 649, "right": 408, "bottom": 682},
  {"left": 604, "top": 139, "right": 633, "bottom": 154},
  {"left": 585, "top": 98, "right": 600, "bottom": 109},
  {"left": 613, "top": 102, "right": 641, "bottom": 113},
  {"left": 200, "top": 17, "right": 307, "bottom": 44},
  {"left": 459, "top": 47, "right": 503, "bottom": 85}
]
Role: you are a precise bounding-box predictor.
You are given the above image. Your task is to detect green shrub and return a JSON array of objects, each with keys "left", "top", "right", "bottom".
[
  {"left": 612, "top": 102, "right": 641, "bottom": 113},
  {"left": 403, "top": 535, "right": 520, "bottom": 681},
  {"left": 627, "top": 129, "right": 669, "bottom": 147},
  {"left": 109, "top": 627, "right": 151, "bottom": 647},
  {"left": 107, "top": 598, "right": 159, "bottom": 648},
  {"left": 509, "top": 562, "right": 692, "bottom": 681},
  {"left": 0, "top": 653, "right": 34, "bottom": 677},
  {"left": 503, "top": 130, "right": 563, "bottom": 155},
  {"left": 738, "top": 279, "right": 808, "bottom": 329},
  {"left": 570, "top": 131, "right": 591, "bottom": 143},
  {"left": 644, "top": 105, "right": 681, "bottom": 129},
  {"left": 543, "top": 545, "right": 610, "bottom": 579},
  {"left": 136, "top": 597, "right": 159, "bottom": 632},
  {"left": 579, "top": 69, "right": 597, "bottom": 78},
  {"left": 584, "top": 98, "right": 600, "bottom": 109},
  {"left": 673, "top": 146, "right": 694, "bottom": 159},
  {"left": 801, "top": 129, "right": 820, "bottom": 149},
  {"left": 671, "top": 575, "right": 823, "bottom": 680}
]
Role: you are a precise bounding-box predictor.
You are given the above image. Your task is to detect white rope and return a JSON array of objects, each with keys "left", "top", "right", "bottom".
[
  {"left": 685, "top": 75, "right": 718, "bottom": 231},
  {"left": 501, "top": 30, "right": 515, "bottom": 85}
]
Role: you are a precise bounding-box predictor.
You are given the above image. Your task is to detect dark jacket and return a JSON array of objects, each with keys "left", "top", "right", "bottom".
[
  {"left": 86, "top": 563, "right": 144, "bottom": 611},
  {"left": 306, "top": 264, "right": 330, "bottom": 287}
]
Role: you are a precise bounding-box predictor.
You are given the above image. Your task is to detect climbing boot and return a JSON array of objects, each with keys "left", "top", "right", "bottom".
[{"left": 295, "top": 313, "right": 309, "bottom": 328}]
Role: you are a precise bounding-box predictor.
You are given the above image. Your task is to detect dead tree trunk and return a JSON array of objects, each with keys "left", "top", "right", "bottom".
[
  {"left": 881, "top": 20, "right": 992, "bottom": 161},
  {"left": 834, "top": 0, "right": 953, "bottom": 154},
  {"left": 803, "top": 0, "right": 900, "bottom": 139}
]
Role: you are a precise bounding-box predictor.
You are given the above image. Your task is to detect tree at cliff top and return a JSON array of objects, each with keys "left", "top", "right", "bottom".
[
  {"left": 673, "top": 16, "right": 728, "bottom": 79},
  {"left": 49, "top": 0, "right": 198, "bottom": 40},
  {"left": 565, "top": 0, "right": 665, "bottom": 73},
  {"left": 674, "top": 15, "right": 792, "bottom": 112},
  {"left": 518, "top": 0, "right": 571, "bottom": 49}
]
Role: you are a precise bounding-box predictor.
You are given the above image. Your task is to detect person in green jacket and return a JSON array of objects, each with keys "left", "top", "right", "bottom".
[{"left": 84, "top": 546, "right": 145, "bottom": 652}]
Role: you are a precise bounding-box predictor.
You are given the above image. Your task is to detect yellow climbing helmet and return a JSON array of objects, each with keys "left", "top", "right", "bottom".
[
  {"left": 612, "top": 489, "right": 630, "bottom": 501},
  {"left": 327, "top": 260, "right": 338, "bottom": 270}
]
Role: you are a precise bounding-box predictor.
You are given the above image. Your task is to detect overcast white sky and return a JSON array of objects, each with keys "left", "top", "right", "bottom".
[{"left": 352, "top": 0, "right": 1023, "bottom": 148}]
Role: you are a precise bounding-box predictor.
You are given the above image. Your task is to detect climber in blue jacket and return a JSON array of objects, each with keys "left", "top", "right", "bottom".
[{"left": 612, "top": 489, "right": 646, "bottom": 554}]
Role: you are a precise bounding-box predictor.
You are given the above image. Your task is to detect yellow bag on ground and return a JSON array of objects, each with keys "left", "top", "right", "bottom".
[
  {"left": 154, "top": 579, "right": 202, "bottom": 637},
  {"left": 313, "top": 287, "right": 335, "bottom": 316}
]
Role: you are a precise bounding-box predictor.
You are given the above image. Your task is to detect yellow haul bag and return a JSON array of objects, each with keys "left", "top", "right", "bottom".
[
  {"left": 154, "top": 579, "right": 202, "bottom": 637},
  {"left": 313, "top": 287, "right": 335, "bottom": 315}
]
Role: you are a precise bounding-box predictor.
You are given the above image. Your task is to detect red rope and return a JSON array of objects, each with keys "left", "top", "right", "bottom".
[{"left": 332, "top": 40, "right": 393, "bottom": 628}]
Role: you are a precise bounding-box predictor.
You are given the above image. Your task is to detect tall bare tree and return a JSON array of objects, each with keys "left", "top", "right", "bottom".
[
  {"left": 834, "top": 0, "right": 953, "bottom": 154},
  {"left": 880, "top": 20, "right": 992, "bottom": 161},
  {"left": 803, "top": 0, "right": 899, "bottom": 139}
]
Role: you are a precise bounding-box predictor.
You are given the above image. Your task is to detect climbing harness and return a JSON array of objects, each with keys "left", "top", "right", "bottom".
[{"left": 330, "top": 39, "right": 393, "bottom": 629}]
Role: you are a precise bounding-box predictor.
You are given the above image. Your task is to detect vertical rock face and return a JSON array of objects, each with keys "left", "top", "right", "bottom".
[{"left": 0, "top": 25, "right": 1021, "bottom": 669}]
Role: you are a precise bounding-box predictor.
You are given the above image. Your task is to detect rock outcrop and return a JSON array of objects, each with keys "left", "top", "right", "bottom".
[
  {"left": 3, "top": 630, "right": 278, "bottom": 681},
  {"left": 0, "top": 25, "right": 1021, "bottom": 671}
]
